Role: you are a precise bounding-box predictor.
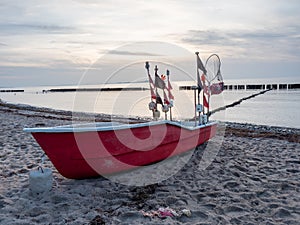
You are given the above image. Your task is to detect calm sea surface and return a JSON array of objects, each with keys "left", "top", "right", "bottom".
[{"left": 0, "top": 81, "right": 299, "bottom": 128}]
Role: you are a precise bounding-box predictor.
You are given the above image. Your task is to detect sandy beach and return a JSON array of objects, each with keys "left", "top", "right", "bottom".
[{"left": 0, "top": 102, "right": 299, "bottom": 225}]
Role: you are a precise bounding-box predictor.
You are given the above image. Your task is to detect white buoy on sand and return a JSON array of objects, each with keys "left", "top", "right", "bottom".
[{"left": 29, "top": 167, "right": 53, "bottom": 196}]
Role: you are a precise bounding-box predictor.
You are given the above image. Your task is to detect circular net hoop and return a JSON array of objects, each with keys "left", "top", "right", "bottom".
[{"left": 205, "top": 54, "right": 222, "bottom": 84}]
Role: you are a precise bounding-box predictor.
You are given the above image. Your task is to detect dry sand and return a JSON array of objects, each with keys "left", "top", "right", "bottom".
[{"left": 0, "top": 103, "right": 299, "bottom": 225}]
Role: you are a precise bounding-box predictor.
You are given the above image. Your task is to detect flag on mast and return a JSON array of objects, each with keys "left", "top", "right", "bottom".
[
  {"left": 196, "top": 53, "right": 207, "bottom": 92},
  {"left": 147, "top": 72, "right": 157, "bottom": 99},
  {"left": 146, "top": 61, "right": 157, "bottom": 100},
  {"left": 166, "top": 69, "right": 174, "bottom": 100},
  {"left": 168, "top": 89, "right": 174, "bottom": 100},
  {"left": 154, "top": 65, "right": 166, "bottom": 89},
  {"left": 203, "top": 94, "right": 209, "bottom": 108},
  {"left": 148, "top": 73, "right": 155, "bottom": 87},
  {"left": 150, "top": 85, "right": 156, "bottom": 99},
  {"left": 163, "top": 90, "right": 170, "bottom": 105},
  {"left": 155, "top": 74, "right": 166, "bottom": 89},
  {"left": 156, "top": 90, "right": 163, "bottom": 105},
  {"left": 167, "top": 77, "right": 173, "bottom": 90}
]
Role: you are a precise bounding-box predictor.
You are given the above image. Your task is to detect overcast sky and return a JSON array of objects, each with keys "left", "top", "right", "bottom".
[{"left": 0, "top": 0, "right": 299, "bottom": 87}]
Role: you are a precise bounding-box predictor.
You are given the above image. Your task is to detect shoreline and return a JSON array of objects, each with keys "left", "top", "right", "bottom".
[
  {"left": 223, "top": 122, "right": 300, "bottom": 143},
  {"left": 1, "top": 98, "right": 299, "bottom": 134},
  {"left": 0, "top": 102, "right": 299, "bottom": 224}
]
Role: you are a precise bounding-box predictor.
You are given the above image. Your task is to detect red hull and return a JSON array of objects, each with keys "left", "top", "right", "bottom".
[{"left": 26, "top": 121, "right": 217, "bottom": 179}]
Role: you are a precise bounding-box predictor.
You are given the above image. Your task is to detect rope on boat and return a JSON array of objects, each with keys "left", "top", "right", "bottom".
[{"left": 208, "top": 89, "right": 272, "bottom": 117}]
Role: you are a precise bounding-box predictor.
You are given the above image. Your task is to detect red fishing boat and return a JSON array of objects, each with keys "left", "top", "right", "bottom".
[
  {"left": 24, "top": 121, "right": 217, "bottom": 179},
  {"left": 24, "top": 53, "right": 223, "bottom": 179}
]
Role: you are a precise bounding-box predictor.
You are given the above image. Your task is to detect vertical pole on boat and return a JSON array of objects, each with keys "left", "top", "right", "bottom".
[
  {"left": 145, "top": 61, "right": 151, "bottom": 102},
  {"left": 195, "top": 52, "right": 202, "bottom": 125},
  {"left": 154, "top": 65, "right": 158, "bottom": 111},
  {"left": 202, "top": 84, "right": 208, "bottom": 115},
  {"left": 193, "top": 87, "right": 197, "bottom": 126},
  {"left": 146, "top": 61, "right": 155, "bottom": 118},
  {"left": 167, "top": 69, "right": 173, "bottom": 121},
  {"left": 207, "top": 90, "right": 210, "bottom": 118}
]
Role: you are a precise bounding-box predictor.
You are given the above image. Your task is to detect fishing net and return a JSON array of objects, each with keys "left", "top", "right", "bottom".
[
  {"left": 205, "top": 54, "right": 223, "bottom": 95},
  {"left": 205, "top": 54, "right": 222, "bottom": 84}
]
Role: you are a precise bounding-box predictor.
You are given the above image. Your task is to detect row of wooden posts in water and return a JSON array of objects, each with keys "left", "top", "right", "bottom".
[
  {"left": 180, "top": 83, "right": 300, "bottom": 91},
  {"left": 1, "top": 83, "right": 300, "bottom": 93}
]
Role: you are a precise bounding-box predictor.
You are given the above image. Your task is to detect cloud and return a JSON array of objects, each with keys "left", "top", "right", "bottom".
[
  {"left": 108, "top": 50, "right": 162, "bottom": 57},
  {"left": 0, "top": 23, "right": 76, "bottom": 35},
  {"left": 181, "top": 27, "right": 300, "bottom": 61},
  {"left": 182, "top": 30, "right": 231, "bottom": 46},
  {"left": 182, "top": 28, "right": 297, "bottom": 45}
]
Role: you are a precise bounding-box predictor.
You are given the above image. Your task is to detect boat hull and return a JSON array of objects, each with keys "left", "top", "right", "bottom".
[{"left": 26, "top": 121, "right": 217, "bottom": 179}]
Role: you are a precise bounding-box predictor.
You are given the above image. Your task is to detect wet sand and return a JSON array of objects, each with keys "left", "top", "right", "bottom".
[{"left": 0, "top": 103, "right": 299, "bottom": 224}]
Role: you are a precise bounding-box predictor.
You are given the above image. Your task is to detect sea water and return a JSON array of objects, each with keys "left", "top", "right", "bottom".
[{"left": 0, "top": 82, "right": 299, "bottom": 129}]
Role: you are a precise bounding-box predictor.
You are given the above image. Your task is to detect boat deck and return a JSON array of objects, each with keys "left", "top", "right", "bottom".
[{"left": 24, "top": 120, "right": 217, "bottom": 133}]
